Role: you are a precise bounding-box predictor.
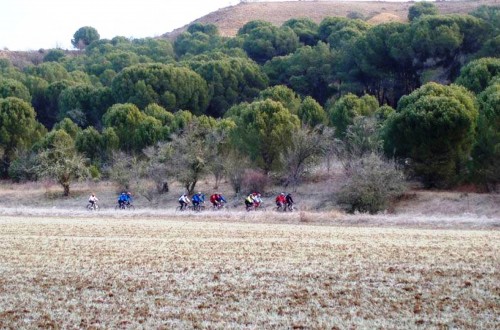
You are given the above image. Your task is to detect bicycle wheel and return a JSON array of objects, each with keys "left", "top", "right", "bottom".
[
  {"left": 86, "top": 203, "right": 93, "bottom": 211},
  {"left": 127, "top": 204, "right": 135, "bottom": 210}
]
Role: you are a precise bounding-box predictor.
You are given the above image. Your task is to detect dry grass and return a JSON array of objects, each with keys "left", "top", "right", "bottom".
[{"left": 0, "top": 215, "right": 498, "bottom": 328}]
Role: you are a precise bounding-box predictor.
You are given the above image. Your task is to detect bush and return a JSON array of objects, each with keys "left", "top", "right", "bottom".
[
  {"left": 337, "top": 153, "right": 407, "bottom": 214},
  {"left": 242, "top": 169, "right": 269, "bottom": 194}
]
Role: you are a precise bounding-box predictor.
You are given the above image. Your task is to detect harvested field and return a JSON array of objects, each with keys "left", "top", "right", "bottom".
[{"left": 0, "top": 215, "right": 498, "bottom": 328}]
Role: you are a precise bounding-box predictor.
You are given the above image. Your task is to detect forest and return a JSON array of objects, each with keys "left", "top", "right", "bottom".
[{"left": 0, "top": 3, "right": 498, "bottom": 212}]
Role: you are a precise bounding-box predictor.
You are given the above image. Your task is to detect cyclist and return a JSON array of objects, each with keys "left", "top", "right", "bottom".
[
  {"left": 118, "top": 192, "right": 128, "bottom": 208},
  {"left": 286, "top": 193, "right": 294, "bottom": 210},
  {"left": 245, "top": 193, "right": 255, "bottom": 210},
  {"left": 210, "top": 193, "right": 220, "bottom": 208},
  {"left": 88, "top": 193, "right": 99, "bottom": 208},
  {"left": 253, "top": 193, "right": 262, "bottom": 208},
  {"left": 178, "top": 194, "right": 190, "bottom": 210},
  {"left": 275, "top": 192, "right": 286, "bottom": 209},
  {"left": 192, "top": 192, "right": 205, "bottom": 208},
  {"left": 217, "top": 194, "right": 227, "bottom": 206}
]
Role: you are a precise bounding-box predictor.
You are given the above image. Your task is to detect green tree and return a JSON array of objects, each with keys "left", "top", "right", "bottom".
[
  {"left": 239, "top": 21, "right": 299, "bottom": 64},
  {"left": 408, "top": 2, "right": 439, "bottom": 21},
  {"left": 72, "top": 26, "right": 100, "bottom": 50},
  {"left": 43, "top": 49, "right": 66, "bottom": 62},
  {"left": 455, "top": 57, "right": 500, "bottom": 94},
  {"left": 0, "top": 97, "right": 46, "bottom": 175},
  {"left": 58, "top": 84, "right": 114, "bottom": 127},
  {"left": 24, "top": 62, "right": 70, "bottom": 83},
  {"left": 189, "top": 56, "right": 269, "bottom": 117},
  {"left": 283, "top": 18, "right": 319, "bottom": 46},
  {"left": 35, "top": 129, "right": 89, "bottom": 196},
  {"left": 53, "top": 118, "right": 81, "bottom": 139},
  {"left": 174, "top": 24, "right": 223, "bottom": 58},
  {"left": 0, "top": 78, "right": 31, "bottom": 102},
  {"left": 298, "top": 96, "right": 327, "bottom": 127},
  {"left": 258, "top": 85, "right": 302, "bottom": 115},
  {"left": 470, "top": 82, "right": 500, "bottom": 189},
  {"left": 111, "top": 63, "right": 209, "bottom": 114},
  {"left": 318, "top": 17, "right": 368, "bottom": 47},
  {"left": 226, "top": 99, "right": 301, "bottom": 173},
  {"left": 75, "top": 126, "right": 103, "bottom": 164},
  {"left": 328, "top": 93, "right": 379, "bottom": 138},
  {"left": 347, "top": 22, "right": 416, "bottom": 106},
  {"left": 384, "top": 82, "right": 478, "bottom": 187},
  {"left": 103, "top": 103, "right": 164, "bottom": 153},
  {"left": 264, "top": 42, "right": 335, "bottom": 104}
]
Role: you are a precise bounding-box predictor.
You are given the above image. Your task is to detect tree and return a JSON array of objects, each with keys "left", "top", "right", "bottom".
[
  {"left": 335, "top": 116, "right": 384, "bottom": 171},
  {"left": 298, "top": 96, "right": 328, "bottom": 127},
  {"left": 43, "top": 49, "right": 66, "bottom": 62},
  {"left": 239, "top": 21, "right": 299, "bottom": 64},
  {"left": 226, "top": 99, "right": 301, "bottom": 173},
  {"left": 189, "top": 56, "right": 269, "bottom": 117},
  {"left": 280, "top": 125, "right": 333, "bottom": 188},
  {"left": 408, "top": 2, "right": 439, "bottom": 21},
  {"left": 35, "top": 129, "right": 90, "bottom": 196},
  {"left": 58, "top": 84, "right": 114, "bottom": 127},
  {"left": 75, "top": 126, "right": 104, "bottom": 164},
  {"left": 0, "top": 78, "right": 31, "bottom": 102},
  {"left": 168, "top": 122, "right": 211, "bottom": 194},
  {"left": 337, "top": 153, "right": 407, "bottom": 214},
  {"left": 282, "top": 18, "right": 319, "bottom": 46},
  {"left": 0, "top": 97, "right": 46, "bottom": 175},
  {"left": 111, "top": 63, "right": 209, "bottom": 114},
  {"left": 318, "top": 17, "right": 368, "bottom": 47},
  {"left": 258, "top": 85, "right": 302, "bottom": 114},
  {"left": 384, "top": 82, "right": 478, "bottom": 187},
  {"left": 470, "top": 82, "right": 500, "bottom": 190},
  {"left": 347, "top": 22, "right": 416, "bottom": 106},
  {"left": 455, "top": 57, "right": 500, "bottom": 94},
  {"left": 264, "top": 42, "right": 335, "bottom": 104},
  {"left": 103, "top": 103, "right": 164, "bottom": 153},
  {"left": 327, "top": 93, "right": 379, "bottom": 138},
  {"left": 72, "top": 26, "right": 100, "bottom": 50}
]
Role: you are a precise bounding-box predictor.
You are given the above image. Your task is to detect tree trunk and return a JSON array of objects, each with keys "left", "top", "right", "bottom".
[{"left": 62, "top": 183, "right": 70, "bottom": 196}]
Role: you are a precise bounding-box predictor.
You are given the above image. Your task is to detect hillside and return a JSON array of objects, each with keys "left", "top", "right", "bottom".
[{"left": 162, "top": 0, "right": 498, "bottom": 40}]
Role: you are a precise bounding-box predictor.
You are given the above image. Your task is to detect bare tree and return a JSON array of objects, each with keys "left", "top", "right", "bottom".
[{"left": 280, "top": 125, "right": 334, "bottom": 188}]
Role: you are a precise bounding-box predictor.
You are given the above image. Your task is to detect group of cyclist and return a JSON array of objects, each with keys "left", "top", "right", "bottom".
[
  {"left": 274, "top": 192, "right": 294, "bottom": 211},
  {"left": 88, "top": 190, "right": 295, "bottom": 211},
  {"left": 178, "top": 192, "right": 227, "bottom": 211},
  {"left": 88, "top": 191, "right": 133, "bottom": 210}
]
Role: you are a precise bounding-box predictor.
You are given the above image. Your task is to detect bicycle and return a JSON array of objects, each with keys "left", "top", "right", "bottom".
[
  {"left": 246, "top": 202, "right": 267, "bottom": 212},
  {"left": 176, "top": 204, "right": 189, "bottom": 211},
  {"left": 86, "top": 202, "right": 99, "bottom": 211},
  {"left": 192, "top": 204, "right": 206, "bottom": 212},
  {"left": 115, "top": 202, "right": 135, "bottom": 210},
  {"left": 211, "top": 202, "right": 227, "bottom": 211},
  {"left": 275, "top": 202, "right": 286, "bottom": 212},
  {"left": 285, "top": 203, "right": 295, "bottom": 212}
]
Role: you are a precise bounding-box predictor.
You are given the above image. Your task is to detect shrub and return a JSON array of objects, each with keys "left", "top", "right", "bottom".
[
  {"left": 337, "top": 153, "right": 407, "bottom": 214},
  {"left": 242, "top": 169, "right": 269, "bottom": 194}
]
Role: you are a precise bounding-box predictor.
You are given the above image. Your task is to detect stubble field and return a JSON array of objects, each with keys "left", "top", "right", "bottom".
[{"left": 0, "top": 214, "right": 498, "bottom": 329}]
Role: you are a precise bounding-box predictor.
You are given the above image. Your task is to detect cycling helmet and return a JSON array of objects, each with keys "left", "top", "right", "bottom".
[{"left": 281, "top": 192, "right": 285, "bottom": 195}]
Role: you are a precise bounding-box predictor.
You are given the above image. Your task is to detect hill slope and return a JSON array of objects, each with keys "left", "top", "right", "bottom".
[{"left": 163, "top": 0, "right": 498, "bottom": 40}]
